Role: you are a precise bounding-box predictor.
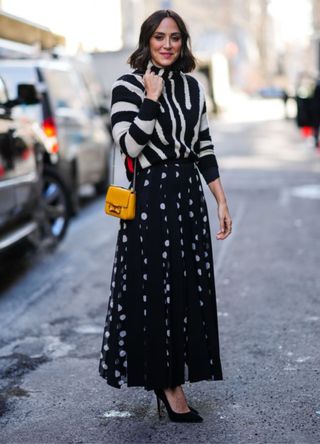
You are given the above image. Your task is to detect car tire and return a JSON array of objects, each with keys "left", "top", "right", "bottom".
[{"left": 41, "top": 167, "right": 71, "bottom": 243}]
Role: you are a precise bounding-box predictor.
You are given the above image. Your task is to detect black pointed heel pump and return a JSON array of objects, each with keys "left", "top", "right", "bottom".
[{"left": 154, "top": 388, "right": 203, "bottom": 423}]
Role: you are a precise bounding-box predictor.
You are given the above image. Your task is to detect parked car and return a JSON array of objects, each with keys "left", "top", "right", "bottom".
[
  {"left": 0, "top": 58, "right": 113, "bottom": 222},
  {"left": 0, "top": 76, "right": 60, "bottom": 253}
]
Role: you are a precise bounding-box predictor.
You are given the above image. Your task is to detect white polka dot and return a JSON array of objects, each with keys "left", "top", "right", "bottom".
[
  {"left": 123, "top": 274, "right": 127, "bottom": 280},
  {"left": 203, "top": 215, "right": 207, "bottom": 222},
  {"left": 189, "top": 199, "right": 193, "bottom": 205},
  {"left": 178, "top": 192, "right": 181, "bottom": 199},
  {"left": 200, "top": 300, "right": 204, "bottom": 306},
  {"left": 161, "top": 172, "right": 167, "bottom": 179},
  {"left": 119, "top": 340, "right": 124, "bottom": 346},
  {"left": 123, "top": 360, "right": 127, "bottom": 367},
  {"left": 206, "top": 262, "right": 210, "bottom": 269},
  {"left": 195, "top": 255, "right": 200, "bottom": 261},
  {"left": 162, "top": 251, "right": 167, "bottom": 259},
  {"left": 167, "top": 329, "right": 170, "bottom": 337},
  {"left": 166, "top": 297, "right": 170, "bottom": 303},
  {"left": 165, "top": 239, "right": 170, "bottom": 246},
  {"left": 102, "top": 362, "right": 108, "bottom": 369},
  {"left": 176, "top": 171, "right": 180, "bottom": 177},
  {"left": 197, "top": 269, "right": 202, "bottom": 276},
  {"left": 115, "top": 370, "right": 120, "bottom": 377},
  {"left": 164, "top": 216, "right": 167, "bottom": 222},
  {"left": 160, "top": 203, "right": 166, "bottom": 210},
  {"left": 123, "top": 284, "right": 126, "bottom": 291},
  {"left": 166, "top": 283, "right": 170, "bottom": 291},
  {"left": 181, "top": 250, "right": 185, "bottom": 258},
  {"left": 103, "top": 344, "right": 109, "bottom": 351},
  {"left": 144, "top": 179, "right": 149, "bottom": 186},
  {"left": 120, "top": 314, "right": 126, "bottom": 320},
  {"left": 178, "top": 215, "right": 182, "bottom": 221},
  {"left": 177, "top": 202, "right": 180, "bottom": 208},
  {"left": 144, "top": 257, "right": 148, "bottom": 264},
  {"left": 111, "top": 280, "right": 115, "bottom": 288},
  {"left": 118, "top": 304, "right": 122, "bottom": 311},
  {"left": 141, "top": 212, "right": 148, "bottom": 220},
  {"left": 104, "top": 331, "right": 110, "bottom": 338},
  {"left": 198, "top": 285, "right": 202, "bottom": 291},
  {"left": 192, "top": 243, "right": 196, "bottom": 250},
  {"left": 120, "top": 350, "right": 126, "bottom": 357},
  {"left": 189, "top": 211, "right": 194, "bottom": 218},
  {"left": 143, "top": 273, "right": 147, "bottom": 280},
  {"left": 122, "top": 235, "right": 127, "bottom": 242},
  {"left": 143, "top": 295, "right": 147, "bottom": 302},
  {"left": 120, "top": 330, "right": 127, "bottom": 337}
]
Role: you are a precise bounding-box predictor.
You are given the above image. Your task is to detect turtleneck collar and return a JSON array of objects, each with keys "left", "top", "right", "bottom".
[{"left": 146, "top": 59, "right": 180, "bottom": 80}]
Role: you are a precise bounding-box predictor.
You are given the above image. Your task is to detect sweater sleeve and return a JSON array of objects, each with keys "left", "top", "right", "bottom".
[
  {"left": 110, "top": 74, "right": 161, "bottom": 158},
  {"left": 195, "top": 85, "right": 220, "bottom": 184}
]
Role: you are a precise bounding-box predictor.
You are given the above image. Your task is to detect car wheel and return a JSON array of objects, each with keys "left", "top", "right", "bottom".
[{"left": 42, "top": 167, "right": 70, "bottom": 242}]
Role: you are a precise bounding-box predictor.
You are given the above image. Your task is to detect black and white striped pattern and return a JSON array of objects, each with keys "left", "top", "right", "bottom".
[{"left": 110, "top": 60, "right": 219, "bottom": 184}]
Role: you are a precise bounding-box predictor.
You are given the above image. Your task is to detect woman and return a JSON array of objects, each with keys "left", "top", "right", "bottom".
[{"left": 99, "top": 9, "right": 232, "bottom": 423}]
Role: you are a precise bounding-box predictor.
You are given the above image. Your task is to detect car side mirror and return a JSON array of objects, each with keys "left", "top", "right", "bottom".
[{"left": 17, "top": 83, "right": 40, "bottom": 105}]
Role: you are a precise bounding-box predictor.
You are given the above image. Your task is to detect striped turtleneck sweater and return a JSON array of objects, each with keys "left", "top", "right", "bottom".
[{"left": 110, "top": 59, "right": 219, "bottom": 184}]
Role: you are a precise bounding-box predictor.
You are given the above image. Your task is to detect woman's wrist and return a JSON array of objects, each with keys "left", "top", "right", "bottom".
[{"left": 146, "top": 94, "right": 158, "bottom": 102}]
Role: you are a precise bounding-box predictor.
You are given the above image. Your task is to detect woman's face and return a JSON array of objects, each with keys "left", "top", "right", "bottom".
[{"left": 149, "top": 17, "right": 182, "bottom": 68}]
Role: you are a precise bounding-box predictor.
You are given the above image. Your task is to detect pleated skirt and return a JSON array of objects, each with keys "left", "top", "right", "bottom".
[{"left": 98, "top": 158, "right": 223, "bottom": 391}]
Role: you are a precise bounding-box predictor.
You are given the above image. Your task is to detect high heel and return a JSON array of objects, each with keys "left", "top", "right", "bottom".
[{"left": 154, "top": 389, "right": 203, "bottom": 423}]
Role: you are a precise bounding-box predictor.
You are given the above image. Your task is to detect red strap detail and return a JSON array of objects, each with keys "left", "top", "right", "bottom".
[{"left": 127, "top": 156, "right": 134, "bottom": 172}]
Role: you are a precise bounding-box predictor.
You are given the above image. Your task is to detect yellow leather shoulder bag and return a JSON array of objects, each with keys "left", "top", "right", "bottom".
[{"left": 105, "top": 145, "right": 137, "bottom": 220}]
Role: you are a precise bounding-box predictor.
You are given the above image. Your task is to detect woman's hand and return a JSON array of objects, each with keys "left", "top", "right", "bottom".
[
  {"left": 143, "top": 69, "right": 164, "bottom": 101},
  {"left": 216, "top": 201, "right": 232, "bottom": 240}
]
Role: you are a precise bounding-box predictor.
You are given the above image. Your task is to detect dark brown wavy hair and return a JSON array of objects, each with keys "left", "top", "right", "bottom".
[{"left": 127, "top": 9, "right": 197, "bottom": 73}]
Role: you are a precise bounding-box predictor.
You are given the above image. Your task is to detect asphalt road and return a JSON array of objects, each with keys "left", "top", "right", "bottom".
[{"left": 0, "top": 109, "right": 320, "bottom": 443}]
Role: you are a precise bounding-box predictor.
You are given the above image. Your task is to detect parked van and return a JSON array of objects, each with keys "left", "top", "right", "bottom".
[{"left": 0, "top": 58, "right": 113, "bottom": 222}]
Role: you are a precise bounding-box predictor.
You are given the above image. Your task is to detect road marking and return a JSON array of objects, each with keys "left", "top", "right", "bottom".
[
  {"left": 102, "top": 410, "right": 132, "bottom": 418},
  {"left": 291, "top": 184, "right": 320, "bottom": 199}
]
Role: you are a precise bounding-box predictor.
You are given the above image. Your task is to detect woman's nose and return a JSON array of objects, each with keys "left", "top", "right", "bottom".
[{"left": 163, "top": 37, "right": 172, "bottom": 48}]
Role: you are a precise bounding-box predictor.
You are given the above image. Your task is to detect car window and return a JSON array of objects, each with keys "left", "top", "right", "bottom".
[
  {"left": 42, "top": 68, "right": 95, "bottom": 118},
  {"left": 0, "top": 76, "right": 8, "bottom": 104},
  {"left": 0, "top": 66, "right": 42, "bottom": 122}
]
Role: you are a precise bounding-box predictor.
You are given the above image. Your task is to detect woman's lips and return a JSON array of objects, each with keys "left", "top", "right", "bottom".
[{"left": 160, "top": 53, "right": 173, "bottom": 58}]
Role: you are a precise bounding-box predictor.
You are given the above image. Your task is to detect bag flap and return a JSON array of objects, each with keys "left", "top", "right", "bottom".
[{"left": 106, "top": 186, "right": 132, "bottom": 207}]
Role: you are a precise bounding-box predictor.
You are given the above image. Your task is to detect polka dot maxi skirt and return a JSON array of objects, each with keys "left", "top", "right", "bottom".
[{"left": 98, "top": 158, "right": 223, "bottom": 390}]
